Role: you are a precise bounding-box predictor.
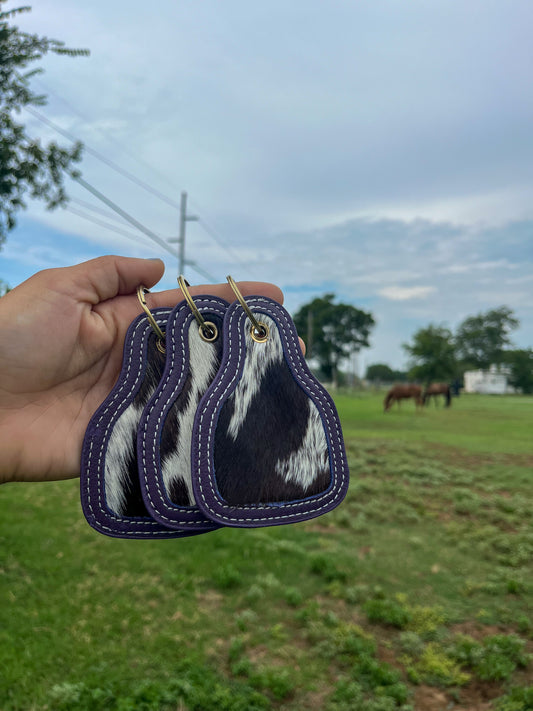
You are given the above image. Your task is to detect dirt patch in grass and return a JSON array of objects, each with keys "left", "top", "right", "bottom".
[
  {"left": 413, "top": 685, "right": 453, "bottom": 711},
  {"left": 456, "top": 678, "right": 506, "bottom": 710},
  {"left": 450, "top": 621, "right": 507, "bottom": 640},
  {"left": 426, "top": 443, "right": 533, "bottom": 470},
  {"left": 195, "top": 589, "right": 224, "bottom": 612}
]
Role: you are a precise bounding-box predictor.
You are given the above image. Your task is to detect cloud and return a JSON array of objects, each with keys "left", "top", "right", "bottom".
[
  {"left": 378, "top": 286, "right": 436, "bottom": 301},
  {"left": 3, "top": 0, "right": 533, "bottom": 370}
]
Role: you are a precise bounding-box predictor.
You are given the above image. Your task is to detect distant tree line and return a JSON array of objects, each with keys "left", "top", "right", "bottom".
[
  {"left": 367, "top": 306, "right": 532, "bottom": 394},
  {"left": 293, "top": 296, "right": 532, "bottom": 394}
]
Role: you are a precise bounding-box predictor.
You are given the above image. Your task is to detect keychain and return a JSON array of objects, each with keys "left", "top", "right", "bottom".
[
  {"left": 80, "top": 289, "right": 206, "bottom": 539},
  {"left": 138, "top": 278, "right": 228, "bottom": 530},
  {"left": 191, "top": 278, "right": 350, "bottom": 528}
]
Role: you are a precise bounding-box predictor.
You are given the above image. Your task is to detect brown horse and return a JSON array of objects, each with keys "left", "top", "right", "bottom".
[
  {"left": 423, "top": 383, "right": 451, "bottom": 407},
  {"left": 384, "top": 384, "right": 423, "bottom": 412}
]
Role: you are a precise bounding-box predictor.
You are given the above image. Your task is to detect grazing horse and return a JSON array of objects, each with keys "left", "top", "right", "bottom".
[
  {"left": 384, "top": 384, "right": 423, "bottom": 412},
  {"left": 423, "top": 382, "right": 451, "bottom": 407}
]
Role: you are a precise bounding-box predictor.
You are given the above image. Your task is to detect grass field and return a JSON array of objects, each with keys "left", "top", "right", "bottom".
[{"left": 1, "top": 392, "right": 532, "bottom": 711}]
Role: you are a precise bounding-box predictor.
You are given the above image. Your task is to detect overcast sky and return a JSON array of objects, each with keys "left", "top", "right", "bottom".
[{"left": 1, "top": 0, "right": 532, "bottom": 370}]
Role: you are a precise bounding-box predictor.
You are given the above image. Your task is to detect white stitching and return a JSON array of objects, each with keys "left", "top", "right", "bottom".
[
  {"left": 195, "top": 299, "right": 347, "bottom": 523},
  {"left": 84, "top": 310, "right": 183, "bottom": 536},
  {"left": 139, "top": 300, "right": 227, "bottom": 526}
]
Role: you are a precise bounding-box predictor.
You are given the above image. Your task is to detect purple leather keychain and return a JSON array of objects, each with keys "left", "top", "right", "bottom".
[
  {"left": 191, "top": 284, "right": 350, "bottom": 528},
  {"left": 80, "top": 292, "right": 205, "bottom": 539},
  {"left": 137, "top": 290, "right": 228, "bottom": 531}
]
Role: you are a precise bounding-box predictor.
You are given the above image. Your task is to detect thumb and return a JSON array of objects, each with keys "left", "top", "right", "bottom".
[{"left": 71, "top": 256, "right": 165, "bottom": 303}]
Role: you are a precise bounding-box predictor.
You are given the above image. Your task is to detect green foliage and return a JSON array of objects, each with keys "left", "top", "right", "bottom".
[
  {"left": 47, "top": 662, "right": 272, "bottom": 711},
  {"left": 366, "top": 363, "right": 407, "bottom": 383},
  {"left": 213, "top": 562, "right": 243, "bottom": 589},
  {"left": 405, "top": 642, "right": 470, "bottom": 687},
  {"left": 495, "top": 685, "right": 533, "bottom": 711},
  {"left": 0, "top": 2, "right": 88, "bottom": 244},
  {"left": 505, "top": 348, "right": 533, "bottom": 394},
  {"left": 292, "top": 293, "right": 375, "bottom": 382},
  {"left": 455, "top": 306, "right": 520, "bottom": 370},
  {"left": 309, "top": 553, "right": 347, "bottom": 582},
  {"left": 402, "top": 324, "right": 457, "bottom": 383},
  {"left": 327, "top": 678, "right": 412, "bottom": 711},
  {"left": 363, "top": 598, "right": 411, "bottom": 629},
  {"left": 448, "top": 634, "right": 530, "bottom": 682}
]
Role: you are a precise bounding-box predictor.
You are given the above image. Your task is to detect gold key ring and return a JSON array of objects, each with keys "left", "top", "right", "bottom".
[
  {"left": 226, "top": 275, "right": 269, "bottom": 343},
  {"left": 177, "top": 275, "right": 218, "bottom": 343},
  {"left": 137, "top": 286, "right": 166, "bottom": 353}
]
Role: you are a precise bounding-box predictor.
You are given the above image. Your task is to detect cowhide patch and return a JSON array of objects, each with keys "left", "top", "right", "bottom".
[
  {"left": 192, "top": 297, "right": 350, "bottom": 528},
  {"left": 138, "top": 297, "right": 228, "bottom": 530},
  {"left": 80, "top": 308, "right": 206, "bottom": 539}
]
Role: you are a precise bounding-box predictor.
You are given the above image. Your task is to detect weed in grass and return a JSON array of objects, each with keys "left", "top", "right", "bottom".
[
  {"left": 284, "top": 586, "right": 304, "bottom": 607},
  {"left": 236, "top": 609, "right": 259, "bottom": 631},
  {"left": 244, "top": 583, "right": 265, "bottom": 603},
  {"left": 404, "top": 642, "right": 471, "bottom": 687},
  {"left": 251, "top": 666, "right": 295, "bottom": 701},
  {"left": 398, "top": 631, "right": 425, "bottom": 657},
  {"left": 494, "top": 684, "right": 533, "bottom": 711},
  {"left": 227, "top": 637, "right": 295, "bottom": 702},
  {"left": 406, "top": 604, "right": 447, "bottom": 640},
  {"left": 516, "top": 614, "right": 532, "bottom": 635},
  {"left": 453, "top": 490, "right": 482, "bottom": 515},
  {"left": 309, "top": 553, "right": 348, "bottom": 582},
  {"left": 255, "top": 572, "right": 281, "bottom": 589},
  {"left": 326, "top": 678, "right": 413, "bottom": 711},
  {"left": 363, "top": 598, "right": 411, "bottom": 629},
  {"left": 328, "top": 581, "right": 371, "bottom": 604},
  {"left": 229, "top": 636, "right": 247, "bottom": 662},
  {"left": 213, "top": 563, "right": 243, "bottom": 589},
  {"left": 448, "top": 633, "right": 531, "bottom": 682},
  {"left": 47, "top": 661, "right": 272, "bottom": 711}
]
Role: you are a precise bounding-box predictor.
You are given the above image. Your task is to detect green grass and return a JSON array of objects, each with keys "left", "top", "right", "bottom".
[{"left": 1, "top": 391, "right": 532, "bottom": 710}]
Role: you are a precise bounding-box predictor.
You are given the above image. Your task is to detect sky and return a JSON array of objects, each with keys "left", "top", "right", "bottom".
[{"left": 1, "top": 0, "right": 532, "bottom": 371}]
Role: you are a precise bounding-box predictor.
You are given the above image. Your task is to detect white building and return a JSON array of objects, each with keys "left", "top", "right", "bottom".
[{"left": 463, "top": 365, "right": 517, "bottom": 394}]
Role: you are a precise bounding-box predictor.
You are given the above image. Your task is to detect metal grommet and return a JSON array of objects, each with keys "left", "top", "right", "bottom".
[
  {"left": 137, "top": 285, "right": 166, "bottom": 352},
  {"left": 250, "top": 322, "right": 269, "bottom": 343},
  {"left": 178, "top": 275, "right": 219, "bottom": 343},
  {"left": 226, "top": 275, "right": 269, "bottom": 343},
  {"left": 199, "top": 321, "right": 218, "bottom": 343}
]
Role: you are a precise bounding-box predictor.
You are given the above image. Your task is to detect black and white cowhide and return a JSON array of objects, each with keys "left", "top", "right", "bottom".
[
  {"left": 158, "top": 313, "right": 224, "bottom": 505},
  {"left": 214, "top": 313, "right": 331, "bottom": 504},
  {"left": 81, "top": 308, "right": 201, "bottom": 539},
  {"left": 104, "top": 331, "right": 166, "bottom": 516},
  {"left": 192, "top": 297, "right": 349, "bottom": 528},
  {"left": 137, "top": 299, "right": 227, "bottom": 531}
]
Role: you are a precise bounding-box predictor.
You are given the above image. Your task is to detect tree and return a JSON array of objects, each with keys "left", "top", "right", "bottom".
[
  {"left": 365, "top": 363, "right": 407, "bottom": 383},
  {"left": 293, "top": 293, "right": 375, "bottom": 384},
  {"left": 455, "top": 306, "right": 519, "bottom": 370},
  {"left": 403, "top": 324, "right": 457, "bottom": 384},
  {"left": 0, "top": 3, "right": 88, "bottom": 246},
  {"left": 504, "top": 349, "right": 533, "bottom": 394}
]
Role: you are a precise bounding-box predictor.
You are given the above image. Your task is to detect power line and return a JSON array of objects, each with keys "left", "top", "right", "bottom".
[
  {"left": 73, "top": 175, "right": 178, "bottom": 259},
  {"left": 23, "top": 105, "right": 181, "bottom": 210},
  {"left": 70, "top": 196, "right": 135, "bottom": 225},
  {"left": 186, "top": 260, "right": 218, "bottom": 283},
  {"left": 34, "top": 77, "right": 183, "bottom": 195},
  {"left": 23, "top": 102, "right": 242, "bottom": 279},
  {"left": 64, "top": 206, "right": 155, "bottom": 246}
]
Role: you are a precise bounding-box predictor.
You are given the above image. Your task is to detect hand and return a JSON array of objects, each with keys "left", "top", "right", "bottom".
[{"left": 0, "top": 256, "right": 284, "bottom": 483}]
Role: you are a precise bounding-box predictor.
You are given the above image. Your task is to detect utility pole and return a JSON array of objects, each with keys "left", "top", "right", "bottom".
[{"left": 176, "top": 191, "right": 198, "bottom": 277}]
